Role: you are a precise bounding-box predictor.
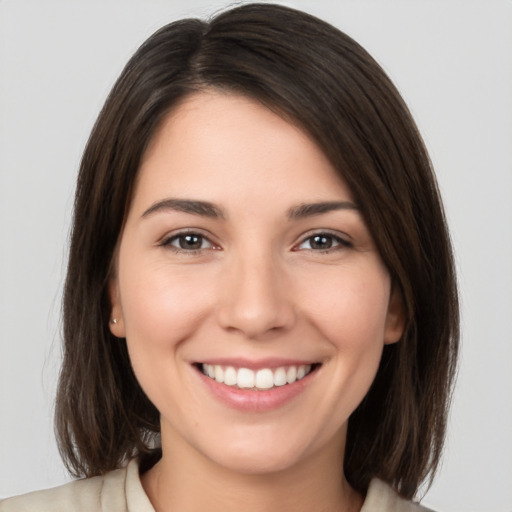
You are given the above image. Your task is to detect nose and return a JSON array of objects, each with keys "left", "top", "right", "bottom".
[{"left": 216, "top": 249, "right": 296, "bottom": 339}]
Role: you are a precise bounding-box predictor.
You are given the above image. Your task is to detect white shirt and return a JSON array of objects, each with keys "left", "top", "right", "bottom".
[{"left": 0, "top": 458, "right": 433, "bottom": 511}]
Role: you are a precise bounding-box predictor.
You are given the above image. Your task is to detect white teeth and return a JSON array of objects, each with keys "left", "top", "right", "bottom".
[
  {"left": 255, "top": 368, "right": 274, "bottom": 390},
  {"left": 237, "top": 368, "right": 255, "bottom": 388},
  {"left": 273, "top": 367, "right": 287, "bottom": 387},
  {"left": 214, "top": 365, "right": 224, "bottom": 383},
  {"left": 286, "top": 366, "right": 297, "bottom": 384},
  {"left": 224, "top": 366, "right": 237, "bottom": 386},
  {"left": 201, "top": 363, "right": 314, "bottom": 389}
]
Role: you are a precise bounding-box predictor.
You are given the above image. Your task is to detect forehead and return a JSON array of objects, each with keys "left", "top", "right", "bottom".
[{"left": 133, "top": 91, "right": 354, "bottom": 213}]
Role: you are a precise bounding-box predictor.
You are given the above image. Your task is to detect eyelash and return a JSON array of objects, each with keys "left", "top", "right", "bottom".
[
  {"left": 160, "top": 230, "right": 352, "bottom": 255},
  {"left": 160, "top": 230, "right": 217, "bottom": 254},
  {"left": 294, "top": 231, "right": 352, "bottom": 253}
]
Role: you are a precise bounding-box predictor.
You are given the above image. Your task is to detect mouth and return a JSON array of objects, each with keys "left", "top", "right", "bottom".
[{"left": 195, "top": 362, "right": 320, "bottom": 391}]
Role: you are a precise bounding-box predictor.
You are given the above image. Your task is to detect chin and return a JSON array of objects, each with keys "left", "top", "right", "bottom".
[
  {"left": 199, "top": 432, "right": 320, "bottom": 476},
  {"left": 212, "top": 450, "right": 301, "bottom": 476}
]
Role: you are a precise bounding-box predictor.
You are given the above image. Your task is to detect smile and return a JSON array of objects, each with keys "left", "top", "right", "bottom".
[{"left": 199, "top": 363, "right": 316, "bottom": 390}]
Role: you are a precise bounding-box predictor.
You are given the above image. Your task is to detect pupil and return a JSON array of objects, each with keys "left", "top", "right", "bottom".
[
  {"left": 311, "top": 235, "right": 331, "bottom": 249},
  {"left": 180, "top": 234, "right": 202, "bottom": 250}
]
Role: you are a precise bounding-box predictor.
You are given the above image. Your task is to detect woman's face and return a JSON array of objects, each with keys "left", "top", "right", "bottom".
[{"left": 110, "top": 91, "right": 404, "bottom": 475}]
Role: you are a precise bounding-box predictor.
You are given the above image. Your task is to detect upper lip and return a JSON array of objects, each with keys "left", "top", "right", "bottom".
[{"left": 194, "top": 357, "right": 320, "bottom": 370}]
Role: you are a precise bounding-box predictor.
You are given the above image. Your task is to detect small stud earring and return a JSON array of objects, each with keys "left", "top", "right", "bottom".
[{"left": 111, "top": 318, "right": 118, "bottom": 325}]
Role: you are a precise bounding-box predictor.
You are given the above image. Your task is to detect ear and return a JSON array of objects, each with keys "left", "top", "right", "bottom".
[
  {"left": 108, "top": 276, "right": 126, "bottom": 338},
  {"left": 384, "top": 284, "right": 406, "bottom": 345}
]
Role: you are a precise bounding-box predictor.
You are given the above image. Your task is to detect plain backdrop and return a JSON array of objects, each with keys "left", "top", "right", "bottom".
[{"left": 1, "top": 1, "right": 511, "bottom": 511}]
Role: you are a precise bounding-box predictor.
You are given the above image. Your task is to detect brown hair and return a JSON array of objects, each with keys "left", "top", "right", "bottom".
[{"left": 56, "top": 3, "right": 458, "bottom": 499}]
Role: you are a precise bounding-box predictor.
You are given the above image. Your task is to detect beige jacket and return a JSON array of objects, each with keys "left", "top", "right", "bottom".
[{"left": 0, "top": 459, "right": 433, "bottom": 511}]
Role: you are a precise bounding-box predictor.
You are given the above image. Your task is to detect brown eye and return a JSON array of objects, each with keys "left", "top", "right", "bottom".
[
  {"left": 163, "top": 233, "right": 213, "bottom": 252},
  {"left": 309, "top": 235, "right": 334, "bottom": 250},
  {"left": 297, "top": 232, "right": 351, "bottom": 251},
  {"left": 178, "top": 234, "right": 204, "bottom": 250}
]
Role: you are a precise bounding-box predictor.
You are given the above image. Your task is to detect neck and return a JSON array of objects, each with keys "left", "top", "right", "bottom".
[{"left": 141, "top": 427, "right": 363, "bottom": 512}]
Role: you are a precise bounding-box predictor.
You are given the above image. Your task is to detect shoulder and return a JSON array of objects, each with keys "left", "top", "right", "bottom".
[
  {"left": 362, "top": 479, "right": 435, "bottom": 512},
  {"left": 0, "top": 464, "right": 132, "bottom": 512}
]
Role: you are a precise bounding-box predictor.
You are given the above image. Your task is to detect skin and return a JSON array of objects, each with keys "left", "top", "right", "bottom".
[{"left": 109, "top": 91, "right": 404, "bottom": 512}]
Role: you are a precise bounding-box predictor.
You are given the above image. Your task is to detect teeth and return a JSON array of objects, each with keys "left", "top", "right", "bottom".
[
  {"left": 224, "top": 366, "right": 237, "bottom": 386},
  {"left": 286, "top": 366, "right": 297, "bottom": 384},
  {"left": 255, "top": 368, "right": 274, "bottom": 390},
  {"left": 201, "top": 363, "right": 314, "bottom": 390},
  {"left": 297, "top": 365, "right": 310, "bottom": 380},
  {"left": 214, "top": 365, "right": 224, "bottom": 383},
  {"left": 274, "top": 367, "right": 287, "bottom": 387},
  {"left": 237, "top": 368, "right": 255, "bottom": 388}
]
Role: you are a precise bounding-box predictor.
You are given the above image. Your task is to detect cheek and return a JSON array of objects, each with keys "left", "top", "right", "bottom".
[
  {"left": 297, "top": 265, "right": 391, "bottom": 348},
  {"left": 116, "top": 259, "right": 219, "bottom": 411},
  {"left": 118, "top": 258, "right": 217, "bottom": 351}
]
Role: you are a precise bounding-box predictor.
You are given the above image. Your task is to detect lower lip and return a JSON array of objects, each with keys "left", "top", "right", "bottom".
[{"left": 196, "top": 368, "right": 317, "bottom": 412}]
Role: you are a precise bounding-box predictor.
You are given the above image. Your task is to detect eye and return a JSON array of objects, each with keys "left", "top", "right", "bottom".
[
  {"left": 161, "top": 232, "right": 215, "bottom": 252},
  {"left": 296, "top": 232, "right": 351, "bottom": 252}
]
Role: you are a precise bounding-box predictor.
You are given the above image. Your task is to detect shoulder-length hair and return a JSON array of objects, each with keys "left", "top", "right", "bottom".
[{"left": 56, "top": 3, "right": 459, "bottom": 499}]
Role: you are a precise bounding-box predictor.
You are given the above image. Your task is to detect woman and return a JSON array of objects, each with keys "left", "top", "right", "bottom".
[{"left": 0, "top": 3, "right": 458, "bottom": 511}]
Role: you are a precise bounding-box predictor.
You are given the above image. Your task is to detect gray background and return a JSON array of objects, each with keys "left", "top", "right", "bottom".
[{"left": 1, "top": 1, "right": 511, "bottom": 511}]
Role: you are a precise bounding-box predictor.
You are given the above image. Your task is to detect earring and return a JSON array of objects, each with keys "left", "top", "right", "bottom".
[{"left": 111, "top": 318, "right": 118, "bottom": 325}]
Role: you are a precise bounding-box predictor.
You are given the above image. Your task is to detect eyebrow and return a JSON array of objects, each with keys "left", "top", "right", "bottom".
[
  {"left": 287, "top": 201, "right": 359, "bottom": 219},
  {"left": 141, "top": 198, "right": 358, "bottom": 220},
  {"left": 142, "top": 198, "right": 225, "bottom": 219}
]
